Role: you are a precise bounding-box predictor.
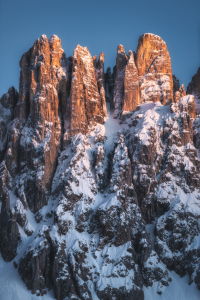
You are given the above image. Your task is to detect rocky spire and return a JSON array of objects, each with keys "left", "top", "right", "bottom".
[
  {"left": 94, "top": 52, "right": 107, "bottom": 120},
  {"left": 123, "top": 50, "right": 140, "bottom": 112},
  {"left": 105, "top": 66, "right": 115, "bottom": 111},
  {"left": 1, "top": 33, "right": 200, "bottom": 299},
  {"left": 174, "top": 84, "right": 187, "bottom": 103},
  {"left": 173, "top": 74, "right": 180, "bottom": 96},
  {"left": 8, "top": 34, "right": 71, "bottom": 212},
  {"left": 69, "top": 45, "right": 105, "bottom": 137},
  {"left": 136, "top": 33, "right": 173, "bottom": 104},
  {"left": 187, "top": 67, "right": 200, "bottom": 114},
  {"left": 0, "top": 87, "right": 18, "bottom": 161},
  {"left": 113, "top": 45, "right": 128, "bottom": 118}
]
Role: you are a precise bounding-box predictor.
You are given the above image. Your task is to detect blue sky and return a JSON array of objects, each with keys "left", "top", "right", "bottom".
[{"left": 0, "top": 0, "right": 200, "bottom": 97}]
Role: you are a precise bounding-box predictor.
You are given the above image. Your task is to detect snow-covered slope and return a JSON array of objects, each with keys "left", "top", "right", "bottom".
[{"left": 1, "top": 101, "right": 200, "bottom": 299}]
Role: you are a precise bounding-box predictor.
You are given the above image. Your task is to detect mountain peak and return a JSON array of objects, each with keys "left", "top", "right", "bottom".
[{"left": 0, "top": 33, "right": 200, "bottom": 300}]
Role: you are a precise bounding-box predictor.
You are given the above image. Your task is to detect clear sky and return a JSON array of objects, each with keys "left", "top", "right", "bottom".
[{"left": 0, "top": 0, "right": 200, "bottom": 97}]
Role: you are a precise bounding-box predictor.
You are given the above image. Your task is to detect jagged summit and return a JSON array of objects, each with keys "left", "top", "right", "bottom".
[
  {"left": 142, "top": 33, "right": 166, "bottom": 40},
  {"left": 39, "top": 34, "right": 48, "bottom": 40},
  {"left": 117, "top": 44, "right": 126, "bottom": 53},
  {"left": 49, "top": 34, "right": 60, "bottom": 41},
  {"left": 0, "top": 33, "right": 200, "bottom": 300}
]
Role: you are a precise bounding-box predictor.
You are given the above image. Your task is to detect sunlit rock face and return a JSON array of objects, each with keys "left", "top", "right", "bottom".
[
  {"left": 12, "top": 34, "right": 69, "bottom": 213},
  {"left": 1, "top": 33, "right": 200, "bottom": 300},
  {"left": 113, "top": 33, "right": 174, "bottom": 118},
  {"left": 123, "top": 51, "right": 140, "bottom": 112},
  {"left": 69, "top": 45, "right": 105, "bottom": 137},
  {"left": 135, "top": 33, "right": 173, "bottom": 104}
]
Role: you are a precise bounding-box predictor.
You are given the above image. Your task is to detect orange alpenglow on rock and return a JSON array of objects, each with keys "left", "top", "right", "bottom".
[
  {"left": 49, "top": 34, "right": 64, "bottom": 66},
  {"left": 135, "top": 33, "right": 173, "bottom": 105},
  {"left": 69, "top": 45, "right": 105, "bottom": 137},
  {"left": 123, "top": 50, "right": 140, "bottom": 112},
  {"left": 10, "top": 34, "right": 71, "bottom": 212}
]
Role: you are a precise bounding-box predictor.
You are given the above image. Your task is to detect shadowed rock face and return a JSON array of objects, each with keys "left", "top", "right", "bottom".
[
  {"left": 93, "top": 52, "right": 107, "bottom": 120},
  {"left": 1, "top": 33, "right": 200, "bottom": 300},
  {"left": 0, "top": 87, "right": 18, "bottom": 162},
  {"left": 173, "top": 74, "right": 180, "bottom": 96},
  {"left": 113, "top": 45, "right": 128, "bottom": 118},
  {"left": 105, "top": 66, "right": 115, "bottom": 111},
  {"left": 136, "top": 33, "right": 173, "bottom": 104},
  {"left": 187, "top": 66, "right": 200, "bottom": 114}
]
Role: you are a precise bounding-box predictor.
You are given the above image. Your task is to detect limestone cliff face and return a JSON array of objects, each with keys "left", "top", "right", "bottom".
[
  {"left": 187, "top": 66, "right": 200, "bottom": 114},
  {"left": 1, "top": 33, "right": 200, "bottom": 300},
  {"left": 173, "top": 74, "right": 180, "bottom": 96},
  {"left": 123, "top": 51, "right": 140, "bottom": 112},
  {"left": 113, "top": 33, "right": 173, "bottom": 117},
  {"left": 9, "top": 35, "right": 72, "bottom": 212},
  {"left": 105, "top": 66, "right": 115, "bottom": 110},
  {"left": 113, "top": 45, "right": 128, "bottom": 118},
  {"left": 93, "top": 52, "right": 107, "bottom": 119},
  {"left": 0, "top": 87, "right": 18, "bottom": 161},
  {"left": 69, "top": 45, "right": 105, "bottom": 137},
  {"left": 136, "top": 33, "right": 173, "bottom": 104}
]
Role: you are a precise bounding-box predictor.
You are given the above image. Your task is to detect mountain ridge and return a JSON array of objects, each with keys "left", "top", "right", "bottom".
[{"left": 0, "top": 33, "right": 200, "bottom": 300}]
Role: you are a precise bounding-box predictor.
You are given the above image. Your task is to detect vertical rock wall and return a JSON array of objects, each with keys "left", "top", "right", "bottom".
[
  {"left": 123, "top": 51, "right": 140, "bottom": 112},
  {"left": 113, "top": 45, "right": 128, "bottom": 118},
  {"left": 187, "top": 66, "right": 200, "bottom": 114},
  {"left": 69, "top": 45, "right": 105, "bottom": 137},
  {"left": 136, "top": 33, "right": 173, "bottom": 104}
]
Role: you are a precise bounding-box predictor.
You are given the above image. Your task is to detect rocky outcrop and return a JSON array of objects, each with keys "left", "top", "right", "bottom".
[
  {"left": 105, "top": 66, "right": 115, "bottom": 110},
  {"left": 113, "top": 45, "right": 128, "bottom": 118},
  {"left": 173, "top": 74, "right": 180, "bottom": 96},
  {"left": 0, "top": 87, "right": 18, "bottom": 162},
  {"left": 123, "top": 51, "right": 140, "bottom": 112},
  {"left": 155, "top": 190, "right": 200, "bottom": 285},
  {"left": 187, "top": 66, "right": 200, "bottom": 114},
  {"left": 18, "top": 227, "right": 56, "bottom": 296},
  {"left": 69, "top": 45, "right": 105, "bottom": 137},
  {"left": 136, "top": 33, "right": 173, "bottom": 104},
  {"left": 179, "top": 84, "right": 186, "bottom": 97},
  {"left": 178, "top": 95, "right": 196, "bottom": 119},
  {"left": 193, "top": 115, "right": 200, "bottom": 152},
  {"left": 12, "top": 34, "right": 70, "bottom": 213},
  {"left": 0, "top": 162, "right": 19, "bottom": 262},
  {"left": 93, "top": 53, "right": 107, "bottom": 119},
  {"left": 174, "top": 84, "right": 186, "bottom": 103}
]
